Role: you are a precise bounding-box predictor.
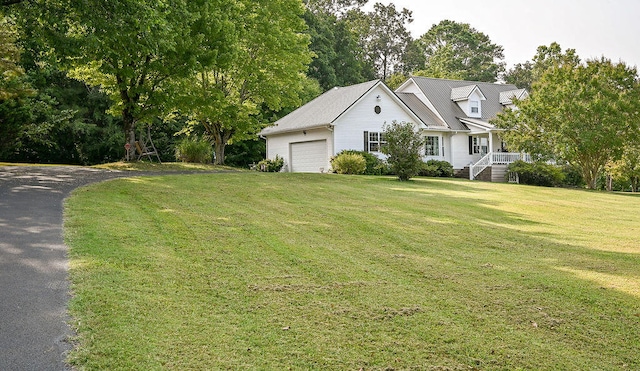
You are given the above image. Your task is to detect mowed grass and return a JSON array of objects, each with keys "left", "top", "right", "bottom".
[{"left": 64, "top": 173, "right": 640, "bottom": 370}]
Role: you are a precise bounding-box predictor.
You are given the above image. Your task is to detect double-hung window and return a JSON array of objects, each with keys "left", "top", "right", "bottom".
[
  {"left": 364, "top": 131, "right": 386, "bottom": 152},
  {"left": 425, "top": 136, "right": 440, "bottom": 156},
  {"left": 470, "top": 100, "right": 479, "bottom": 115},
  {"left": 469, "top": 136, "right": 481, "bottom": 154}
]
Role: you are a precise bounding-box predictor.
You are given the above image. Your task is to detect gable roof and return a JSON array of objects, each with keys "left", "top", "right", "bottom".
[
  {"left": 499, "top": 88, "right": 529, "bottom": 105},
  {"left": 403, "top": 77, "right": 521, "bottom": 131},
  {"left": 396, "top": 92, "right": 447, "bottom": 128},
  {"left": 260, "top": 80, "right": 380, "bottom": 136},
  {"left": 450, "top": 85, "right": 487, "bottom": 102}
]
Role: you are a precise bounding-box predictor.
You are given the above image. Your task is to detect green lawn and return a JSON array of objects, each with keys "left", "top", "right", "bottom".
[{"left": 64, "top": 173, "right": 640, "bottom": 370}]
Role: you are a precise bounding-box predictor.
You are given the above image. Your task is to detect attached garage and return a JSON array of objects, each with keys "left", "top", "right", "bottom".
[{"left": 290, "top": 140, "right": 328, "bottom": 173}]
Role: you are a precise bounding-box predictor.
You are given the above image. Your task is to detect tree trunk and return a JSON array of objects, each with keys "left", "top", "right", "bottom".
[
  {"left": 214, "top": 140, "right": 226, "bottom": 165},
  {"left": 123, "top": 107, "right": 137, "bottom": 161},
  {"left": 204, "top": 121, "right": 233, "bottom": 166}
]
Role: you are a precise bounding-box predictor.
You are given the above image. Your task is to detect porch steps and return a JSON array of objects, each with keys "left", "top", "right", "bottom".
[
  {"left": 457, "top": 165, "right": 509, "bottom": 182},
  {"left": 491, "top": 165, "right": 508, "bottom": 182}
]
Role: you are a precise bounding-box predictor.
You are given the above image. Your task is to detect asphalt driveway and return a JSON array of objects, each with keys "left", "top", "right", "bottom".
[{"left": 0, "top": 166, "right": 144, "bottom": 370}]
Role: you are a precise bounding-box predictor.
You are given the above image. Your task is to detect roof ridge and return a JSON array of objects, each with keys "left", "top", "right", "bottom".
[{"left": 410, "top": 75, "right": 515, "bottom": 88}]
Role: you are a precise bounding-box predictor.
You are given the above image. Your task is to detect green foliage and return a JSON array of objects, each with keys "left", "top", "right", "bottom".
[
  {"left": 418, "top": 159, "right": 454, "bottom": 177},
  {"left": 335, "top": 150, "right": 387, "bottom": 175},
  {"left": 257, "top": 155, "right": 285, "bottom": 172},
  {"left": 224, "top": 138, "right": 266, "bottom": 169},
  {"left": 331, "top": 152, "right": 366, "bottom": 174},
  {"left": 182, "top": 0, "right": 313, "bottom": 165},
  {"left": 360, "top": 3, "right": 413, "bottom": 80},
  {"left": 494, "top": 55, "right": 640, "bottom": 189},
  {"left": 504, "top": 43, "right": 581, "bottom": 90},
  {"left": 302, "top": 8, "right": 368, "bottom": 91},
  {"left": 507, "top": 160, "right": 564, "bottom": 187},
  {"left": 560, "top": 164, "right": 586, "bottom": 188},
  {"left": 384, "top": 72, "right": 409, "bottom": 90},
  {"left": 0, "top": 17, "right": 32, "bottom": 100},
  {"left": 606, "top": 144, "right": 640, "bottom": 192},
  {"left": 31, "top": 0, "right": 238, "bottom": 160},
  {"left": 381, "top": 120, "right": 423, "bottom": 181},
  {"left": 175, "top": 136, "right": 212, "bottom": 164},
  {"left": 416, "top": 20, "right": 505, "bottom": 82}
]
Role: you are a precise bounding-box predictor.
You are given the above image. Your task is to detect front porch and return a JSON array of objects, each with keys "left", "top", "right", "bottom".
[{"left": 467, "top": 152, "right": 532, "bottom": 182}]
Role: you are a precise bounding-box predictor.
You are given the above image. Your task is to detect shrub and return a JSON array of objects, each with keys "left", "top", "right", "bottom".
[
  {"left": 175, "top": 136, "right": 212, "bottom": 163},
  {"left": 561, "top": 164, "right": 585, "bottom": 188},
  {"left": 418, "top": 160, "right": 454, "bottom": 177},
  {"left": 381, "top": 121, "right": 424, "bottom": 181},
  {"left": 507, "top": 160, "right": 564, "bottom": 187},
  {"left": 257, "top": 155, "right": 285, "bottom": 172},
  {"left": 335, "top": 150, "right": 386, "bottom": 175},
  {"left": 331, "top": 153, "right": 366, "bottom": 175}
]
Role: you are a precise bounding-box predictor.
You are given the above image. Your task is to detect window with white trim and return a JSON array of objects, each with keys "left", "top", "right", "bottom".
[
  {"left": 470, "top": 100, "right": 479, "bottom": 114},
  {"left": 364, "top": 131, "right": 386, "bottom": 152},
  {"left": 425, "top": 136, "right": 440, "bottom": 156}
]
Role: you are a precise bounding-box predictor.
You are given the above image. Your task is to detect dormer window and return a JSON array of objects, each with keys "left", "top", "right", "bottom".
[
  {"left": 470, "top": 100, "right": 479, "bottom": 114},
  {"left": 451, "top": 85, "right": 485, "bottom": 118}
]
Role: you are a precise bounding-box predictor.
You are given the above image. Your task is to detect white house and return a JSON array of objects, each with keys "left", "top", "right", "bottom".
[{"left": 259, "top": 77, "right": 529, "bottom": 180}]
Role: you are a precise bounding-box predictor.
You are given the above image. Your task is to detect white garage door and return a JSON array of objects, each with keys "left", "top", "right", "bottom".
[{"left": 290, "top": 140, "right": 328, "bottom": 173}]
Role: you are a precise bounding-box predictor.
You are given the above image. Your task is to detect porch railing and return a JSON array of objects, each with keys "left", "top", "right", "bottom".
[{"left": 469, "top": 152, "right": 532, "bottom": 180}]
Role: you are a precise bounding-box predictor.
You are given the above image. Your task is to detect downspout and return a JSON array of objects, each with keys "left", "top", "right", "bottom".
[{"left": 327, "top": 125, "right": 334, "bottom": 172}]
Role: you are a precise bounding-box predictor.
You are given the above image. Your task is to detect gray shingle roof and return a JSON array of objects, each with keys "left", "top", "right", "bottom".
[
  {"left": 409, "top": 77, "right": 520, "bottom": 131},
  {"left": 499, "top": 88, "right": 528, "bottom": 105},
  {"left": 451, "top": 85, "right": 481, "bottom": 101},
  {"left": 396, "top": 92, "right": 447, "bottom": 128},
  {"left": 260, "top": 80, "right": 380, "bottom": 136}
]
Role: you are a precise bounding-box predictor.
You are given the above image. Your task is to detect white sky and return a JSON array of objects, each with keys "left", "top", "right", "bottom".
[{"left": 365, "top": 0, "right": 640, "bottom": 69}]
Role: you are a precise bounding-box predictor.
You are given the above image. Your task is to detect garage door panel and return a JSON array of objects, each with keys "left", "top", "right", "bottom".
[{"left": 291, "top": 140, "right": 327, "bottom": 173}]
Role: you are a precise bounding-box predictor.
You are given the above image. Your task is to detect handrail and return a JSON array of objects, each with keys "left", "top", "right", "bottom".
[{"left": 469, "top": 152, "right": 531, "bottom": 180}]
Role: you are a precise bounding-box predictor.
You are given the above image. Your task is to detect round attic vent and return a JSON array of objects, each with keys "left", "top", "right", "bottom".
[{"left": 374, "top": 105, "right": 381, "bottom": 114}]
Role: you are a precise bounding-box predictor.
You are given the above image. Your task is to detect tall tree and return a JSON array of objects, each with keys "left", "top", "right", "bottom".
[
  {"left": 494, "top": 57, "right": 640, "bottom": 189},
  {"left": 182, "top": 0, "right": 312, "bottom": 165},
  {"left": 504, "top": 42, "right": 580, "bottom": 90},
  {"left": 0, "top": 16, "right": 30, "bottom": 100},
  {"left": 304, "top": 0, "right": 367, "bottom": 16},
  {"left": 22, "top": 0, "right": 237, "bottom": 160},
  {"left": 356, "top": 3, "right": 413, "bottom": 80},
  {"left": 416, "top": 20, "right": 505, "bottom": 82},
  {"left": 303, "top": 8, "right": 367, "bottom": 90}
]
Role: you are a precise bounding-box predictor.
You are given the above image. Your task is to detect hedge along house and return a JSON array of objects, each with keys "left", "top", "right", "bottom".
[{"left": 260, "top": 77, "right": 529, "bottom": 180}]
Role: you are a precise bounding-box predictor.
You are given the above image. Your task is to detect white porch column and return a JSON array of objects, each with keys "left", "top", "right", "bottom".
[{"left": 488, "top": 130, "right": 494, "bottom": 153}]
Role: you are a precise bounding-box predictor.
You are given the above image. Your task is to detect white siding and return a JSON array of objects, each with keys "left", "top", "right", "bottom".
[
  {"left": 450, "top": 133, "right": 479, "bottom": 170},
  {"left": 265, "top": 128, "right": 332, "bottom": 172},
  {"left": 333, "top": 85, "right": 418, "bottom": 158}
]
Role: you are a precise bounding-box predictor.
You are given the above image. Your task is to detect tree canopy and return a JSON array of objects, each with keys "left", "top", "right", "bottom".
[
  {"left": 181, "top": 0, "right": 313, "bottom": 165},
  {"left": 494, "top": 55, "right": 640, "bottom": 189},
  {"left": 504, "top": 42, "right": 580, "bottom": 90},
  {"left": 360, "top": 3, "right": 413, "bottom": 80},
  {"left": 27, "top": 0, "right": 238, "bottom": 159},
  {"left": 416, "top": 20, "right": 505, "bottom": 82}
]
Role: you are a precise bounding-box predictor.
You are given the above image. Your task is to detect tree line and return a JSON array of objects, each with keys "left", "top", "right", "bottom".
[
  {"left": 1, "top": 0, "right": 639, "bottom": 190},
  {"left": 0, "top": 0, "right": 508, "bottom": 166}
]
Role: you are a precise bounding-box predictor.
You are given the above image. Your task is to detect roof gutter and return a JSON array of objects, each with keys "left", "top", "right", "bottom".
[{"left": 260, "top": 124, "right": 333, "bottom": 137}]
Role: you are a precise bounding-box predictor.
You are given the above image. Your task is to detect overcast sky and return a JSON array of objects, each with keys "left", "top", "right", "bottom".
[{"left": 365, "top": 0, "right": 640, "bottom": 69}]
